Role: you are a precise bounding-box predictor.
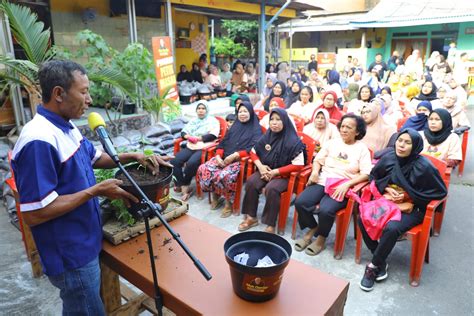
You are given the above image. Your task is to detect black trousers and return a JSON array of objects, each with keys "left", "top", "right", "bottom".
[
  {"left": 171, "top": 148, "right": 202, "bottom": 186},
  {"left": 358, "top": 210, "right": 424, "bottom": 267},
  {"left": 241, "top": 171, "right": 289, "bottom": 227},
  {"left": 294, "top": 184, "right": 348, "bottom": 238}
]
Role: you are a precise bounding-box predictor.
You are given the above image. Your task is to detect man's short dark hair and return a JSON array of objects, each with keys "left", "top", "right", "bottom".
[
  {"left": 38, "top": 60, "right": 87, "bottom": 103},
  {"left": 337, "top": 113, "right": 367, "bottom": 140},
  {"left": 375, "top": 53, "right": 382, "bottom": 57}
]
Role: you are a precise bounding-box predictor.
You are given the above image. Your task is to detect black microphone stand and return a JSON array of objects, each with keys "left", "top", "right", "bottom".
[{"left": 108, "top": 157, "right": 212, "bottom": 316}]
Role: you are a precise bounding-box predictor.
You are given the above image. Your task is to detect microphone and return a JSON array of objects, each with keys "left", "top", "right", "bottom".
[{"left": 88, "top": 112, "right": 120, "bottom": 164}]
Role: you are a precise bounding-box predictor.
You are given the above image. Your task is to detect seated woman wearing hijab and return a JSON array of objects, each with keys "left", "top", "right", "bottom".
[
  {"left": 257, "top": 81, "right": 287, "bottom": 111},
  {"left": 358, "top": 129, "right": 447, "bottom": 292},
  {"left": 287, "top": 86, "right": 318, "bottom": 125},
  {"left": 347, "top": 85, "right": 375, "bottom": 115},
  {"left": 230, "top": 93, "right": 250, "bottom": 110},
  {"left": 401, "top": 101, "right": 432, "bottom": 131},
  {"left": 259, "top": 97, "right": 296, "bottom": 130},
  {"left": 316, "top": 91, "right": 343, "bottom": 122},
  {"left": 421, "top": 108, "right": 462, "bottom": 167},
  {"left": 442, "top": 91, "right": 471, "bottom": 129},
  {"left": 380, "top": 93, "right": 403, "bottom": 126},
  {"left": 326, "top": 70, "right": 344, "bottom": 108},
  {"left": 198, "top": 102, "right": 263, "bottom": 217},
  {"left": 284, "top": 80, "right": 302, "bottom": 108},
  {"left": 407, "top": 81, "right": 440, "bottom": 115},
  {"left": 238, "top": 109, "right": 306, "bottom": 233},
  {"left": 361, "top": 99, "right": 397, "bottom": 153},
  {"left": 294, "top": 114, "right": 372, "bottom": 255},
  {"left": 171, "top": 101, "right": 220, "bottom": 201},
  {"left": 303, "top": 108, "right": 340, "bottom": 155}
]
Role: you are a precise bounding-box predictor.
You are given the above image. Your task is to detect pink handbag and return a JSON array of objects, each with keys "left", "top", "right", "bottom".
[
  {"left": 353, "top": 181, "right": 402, "bottom": 240},
  {"left": 324, "top": 178, "right": 353, "bottom": 202}
]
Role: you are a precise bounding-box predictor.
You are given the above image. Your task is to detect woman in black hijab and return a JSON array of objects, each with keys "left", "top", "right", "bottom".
[
  {"left": 284, "top": 80, "right": 302, "bottom": 108},
  {"left": 239, "top": 108, "right": 306, "bottom": 233},
  {"left": 198, "top": 101, "right": 263, "bottom": 217},
  {"left": 421, "top": 108, "right": 462, "bottom": 167},
  {"left": 262, "top": 81, "right": 286, "bottom": 111},
  {"left": 359, "top": 128, "right": 447, "bottom": 292},
  {"left": 190, "top": 62, "right": 203, "bottom": 83}
]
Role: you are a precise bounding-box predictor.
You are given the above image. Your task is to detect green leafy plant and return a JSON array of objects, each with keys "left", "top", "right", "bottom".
[
  {"left": 221, "top": 20, "right": 258, "bottom": 58},
  {"left": 0, "top": 2, "right": 137, "bottom": 123},
  {"left": 143, "top": 86, "right": 181, "bottom": 122},
  {"left": 94, "top": 168, "right": 135, "bottom": 226},
  {"left": 214, "top": 37, "right": 248, "bottom": 58}
]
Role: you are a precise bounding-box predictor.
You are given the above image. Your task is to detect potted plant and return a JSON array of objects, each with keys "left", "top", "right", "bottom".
[
  {"left": 0, "top": 2, "right": 137, "bottom": 125},
  {"left": 143, "top": 87, "right": 181, "bottom": 123}
]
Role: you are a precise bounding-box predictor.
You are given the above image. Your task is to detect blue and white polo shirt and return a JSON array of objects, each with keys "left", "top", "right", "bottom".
[{"left": 12, "top": 105, "right": 103, "bottom": 276}]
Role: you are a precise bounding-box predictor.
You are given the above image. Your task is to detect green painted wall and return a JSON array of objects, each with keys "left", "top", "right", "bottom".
[
  {"left": 383, "top": 23, "right": 460, "bottom": 60},
  {"left": 366, "top": 47, "right": 386, "bottom": 66},
  {"left": 457, "top": 22, "right": 474, "bottom": 51}
]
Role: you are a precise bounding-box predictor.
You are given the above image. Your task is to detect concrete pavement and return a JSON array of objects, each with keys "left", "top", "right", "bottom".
[{"left": 1, "top": 108, "right": 473, "bottom": 315}]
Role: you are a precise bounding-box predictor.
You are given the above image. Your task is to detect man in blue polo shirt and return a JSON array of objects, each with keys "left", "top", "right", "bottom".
[{"left": 12, "top": 60, "right": 171, "bottom": 315}]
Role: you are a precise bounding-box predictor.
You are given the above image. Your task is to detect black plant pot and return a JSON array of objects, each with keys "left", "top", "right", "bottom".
[{"left": 122, "top": 102, "right": 136, "bottom": 115}]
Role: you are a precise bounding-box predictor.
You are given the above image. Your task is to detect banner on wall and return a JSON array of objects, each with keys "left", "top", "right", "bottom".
[
  {"left": 151, "top": 36, "right": 179, "bottom": 102},
  {"left": 317, "top": 52, "right": 337, "bottom": 76}
]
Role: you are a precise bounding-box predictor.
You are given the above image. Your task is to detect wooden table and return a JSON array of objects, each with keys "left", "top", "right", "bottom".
[{"left": 100, "top": 215, "right": 349, "bottom": 316}]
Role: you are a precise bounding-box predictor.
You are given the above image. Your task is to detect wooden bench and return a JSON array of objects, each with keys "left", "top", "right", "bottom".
[{"left": 100, "top": 215, "right": 349, "bottom": 315}]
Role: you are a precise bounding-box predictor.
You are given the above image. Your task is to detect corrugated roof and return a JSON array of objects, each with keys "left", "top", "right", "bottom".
[
  {"left": 278, "top": 13, "right": 365, "bottom": 32},
  {"left": 351, "top": 0, "right": 474, "bottom": 27},
  {"left": 278, "top": 0, "right": 474, "bottom": 33}
]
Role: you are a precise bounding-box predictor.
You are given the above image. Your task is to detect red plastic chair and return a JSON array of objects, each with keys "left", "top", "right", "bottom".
[
  {"left": 201, "top": 144, "right": 249, "bottom": 215},
  {"left": 420, "top": 154, "right": 452, "bottom": 237},
  {"left": 244, "top": 132, "right": 316, "bottom": 234},
  {"left": 173, "top": 116, "right": 228, "bottom": 198},
  {"left": 397, "top": 116, "right": 409, "bottom": 131},
  {"left": 254, "top": 109, "right": 268, "bottom": 121},
  {"left": 355, "top": 156, "right": 449, "bottom": 286},
  {"left": 292, "top": 117, "right": 305, "bottom": 132},
  {"left": 457, "top": 130, "right": 469, "bottom": 177},
  {"left": 290, "top": 166, "right": 367, "bottom": 259}
]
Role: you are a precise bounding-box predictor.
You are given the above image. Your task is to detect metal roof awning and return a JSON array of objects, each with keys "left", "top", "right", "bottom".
[
  {"left": 278, "top": 13, "right": 365, "bottom": 33},
  {"left": 350, "top": 0, "right": 474, "bottom": 28}
]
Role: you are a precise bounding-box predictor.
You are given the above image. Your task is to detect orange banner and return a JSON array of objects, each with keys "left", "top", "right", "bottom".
[
  {"left": 151, "top": 36, "right": 179, "bottom": 102},
  {"left": 317, "top": 52, "right": 337, "bottom": 76}
]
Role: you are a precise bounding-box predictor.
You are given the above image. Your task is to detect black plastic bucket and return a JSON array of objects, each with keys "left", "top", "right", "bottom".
[
  {"left": 224, "top": 231, "right": 292, "bottom": 302},
  {"left": 115, "top": 164, "right": 173, "bottom": 218}
]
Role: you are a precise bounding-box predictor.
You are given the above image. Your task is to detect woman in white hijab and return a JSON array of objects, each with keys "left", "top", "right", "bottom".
[{"left": 303, "top": 108, "right": 340, "bottom": 154}]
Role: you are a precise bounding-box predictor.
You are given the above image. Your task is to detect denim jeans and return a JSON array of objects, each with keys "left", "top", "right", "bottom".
[{"left": 48, "top": 256, "right": 105, "bottom": 316}]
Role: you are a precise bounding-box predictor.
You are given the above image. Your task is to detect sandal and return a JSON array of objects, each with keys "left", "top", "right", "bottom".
[
  {"left": 181, "top": 188, "right": 194, "bottom": 202},
  {"left": 238, "top": 218, "right": 258, "bottom": 231},
  {"left": 294, "top": 238, "right": 312, "bottom": 252},
  {"left": 220, "top": 206, "right": 232, "bottom": 218},
  {"left": 305, "top": 238, "right": 326, "bottom": 256},
  {"left": 211, "top": 197, "right": 225, "bottom": 210},
  {"left": 264, "top": 226, "right": 275, "bottom": 234}
]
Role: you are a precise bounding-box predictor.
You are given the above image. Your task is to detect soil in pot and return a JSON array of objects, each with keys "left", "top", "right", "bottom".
[{"left": 115, "top": 164, "right": 173, "bottom": 218}]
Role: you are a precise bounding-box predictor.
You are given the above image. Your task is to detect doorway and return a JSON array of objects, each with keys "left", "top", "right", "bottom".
[
  {"left": 391, "top": 39, "right": 427, "bottom": 61},
  {"left": 431, "top": 38, "right": 446, "bottom": 58}
]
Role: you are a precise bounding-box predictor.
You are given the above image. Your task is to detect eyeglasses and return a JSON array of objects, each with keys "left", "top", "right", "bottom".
[{"left": 361, "top": 110, "right": 372, "bottom": 115}]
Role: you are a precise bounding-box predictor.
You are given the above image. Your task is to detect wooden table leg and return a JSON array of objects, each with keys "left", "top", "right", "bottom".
[{"left": 100, "top": 260, "right": 122, "bottom": 314}]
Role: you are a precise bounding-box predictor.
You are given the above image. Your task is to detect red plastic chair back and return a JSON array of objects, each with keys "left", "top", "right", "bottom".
[
  {"left": 397, "top": 117, "right": 409, "bottom": 131},
  {"left": 297, "top": 132, "right": 317, "bottom": 164},
  {"left": 254, "top": 109, "right": 268, "bottom": 121},
  {"left": 293, "top": 117, "right": 305, "bottom": 132},
  {"left": 458, "top": 130, "right": 469, "bottom": 177}
]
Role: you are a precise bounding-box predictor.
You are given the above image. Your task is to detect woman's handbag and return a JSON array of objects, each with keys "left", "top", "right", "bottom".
[{"left": 353, "top": 181, "right": 402, "bottom": 240}]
